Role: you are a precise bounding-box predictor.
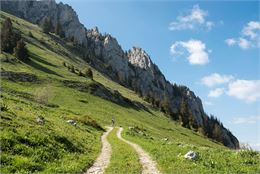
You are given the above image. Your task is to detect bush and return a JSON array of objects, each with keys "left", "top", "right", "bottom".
[
  {"left": 69, "top": 65, "right": 75, "bottom": 73},
  {"left": 71, "top": 115, "right": 104, "bottom": 131},
  {"left": 34, "top": 86, "right": 53, "bottom": 105},
  {"left": 83, "top": 68, "right": 93, "bottom": 80},
  {"left": 62, "top": 61, "right": 67, "bottom": 67},
  {"left": 28, "top": 31, "right": 33, "bottom": 38},
  {"left": 78, "top": 71, "right": 83, "bottom": 76},
  {"left": 1, "top": 103, "right": 9, "bottom": 112}
]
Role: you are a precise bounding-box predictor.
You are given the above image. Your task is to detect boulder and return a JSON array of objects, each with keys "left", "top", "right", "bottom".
[
  {"left": 67, "top": 119, "right": 77, "bottom": 126},
  {"left": 36, "top": 117, "right": 45, "bottom": 125},
  {"left": 184, "top": 151, "right": 197, "bottom": 160}
]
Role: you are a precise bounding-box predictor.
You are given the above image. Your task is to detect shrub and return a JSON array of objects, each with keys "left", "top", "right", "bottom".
[
  {"left": 28, "top": 31, "right": 33, "bottom": 38},
  {"left": 1, "top": 103, "right": 9, "bottom": 112},
  {"left": 78, "top": 71, "right": 83, "bottom": 76},
  {"left": 83, "top": 68, "right": 93, "bottom": 80},
  {"left": 70, "top": 65, "right": 75, "bottom": 73},
  {"left": 71, "top": 115, "right": 104, "bottom": 131},
  {"left": 34, "top": 86, "right": 53, "bottom": 105}
]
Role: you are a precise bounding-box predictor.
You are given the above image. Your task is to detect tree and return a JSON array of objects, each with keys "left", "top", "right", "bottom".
[
  {"left": 55, "top": 22, "right": 65, "bottom": 38},
  {"left": 13, "top": 39, "right": 29, "bottom": 61},
  {"left": 187, "top": 108, "right": 198, "bottom": 130},
  {"left": 213, "top": 123, "right": 223, "bottom": 143},
  {"left": 41, "top": 16, "right": 53, "bottom": 33},
  {"left": 178, "top": 99, "right": 190, "bottom": 128},
  {"left": 1, "top": 17, "right": 21, "bottom": 53}
]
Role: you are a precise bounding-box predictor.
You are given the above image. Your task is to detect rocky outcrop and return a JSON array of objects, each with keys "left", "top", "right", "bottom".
[
  {"left": 1, "top": 0, "right": 87, "bottom": 45},
  {"left": 1, "top": 0, "right": 239, "bottom": 149}
]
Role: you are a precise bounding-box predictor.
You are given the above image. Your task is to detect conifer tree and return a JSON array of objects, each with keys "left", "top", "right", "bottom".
[
  {"left": 42, "top": 16, "right": 53, "bottom": 33},
  {"left": 13, "top": 39, "right": 29, "bottom": 61},
  {"left": 1, "top": 17, "right": 21, "bottom": 53}
]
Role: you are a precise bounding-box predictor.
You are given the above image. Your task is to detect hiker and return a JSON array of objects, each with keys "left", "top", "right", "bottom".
[{"left": 111, "top": 117, "right": 115, "bottom": 126}]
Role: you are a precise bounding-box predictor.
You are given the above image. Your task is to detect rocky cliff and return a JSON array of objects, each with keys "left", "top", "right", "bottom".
[{"left": 1, "top": 0, "right": 239, "bottom": 149}]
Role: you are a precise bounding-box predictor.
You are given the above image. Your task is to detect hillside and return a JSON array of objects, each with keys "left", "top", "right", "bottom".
[{"left": 0, "top": 6, "right": 260, "bottom": 174}]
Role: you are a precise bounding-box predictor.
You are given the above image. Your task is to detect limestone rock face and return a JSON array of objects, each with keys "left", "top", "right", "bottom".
[
  {"left": 128, "top": 47, "right": 153, "bottom": 70},
  {"left": 102, "top": 35, "right": 129, "bottom": 83},
  {"left": 1, "top": 0, "right": 87, "bottom": 45},
  {"left": 127, "top": 48, "right": 204, "bottom": 126}
]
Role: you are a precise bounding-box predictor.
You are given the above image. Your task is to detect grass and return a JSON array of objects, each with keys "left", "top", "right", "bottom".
[
  {"left": 123, "top": 129, "right": 260, "bottom": 173},
  {"left": 105, "top": 128, "right": 142, "bottom": 174},
  {"left": 0, "top": 92, "right": 103, "bottom": 173},
  {"left": 0, "top": 11, "right": 259, "bottom": 174}
]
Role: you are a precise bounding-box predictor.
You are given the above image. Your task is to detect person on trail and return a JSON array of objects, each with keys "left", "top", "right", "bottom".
[{"left": 111, "top": 117, "right": 115, "bottom": 127}]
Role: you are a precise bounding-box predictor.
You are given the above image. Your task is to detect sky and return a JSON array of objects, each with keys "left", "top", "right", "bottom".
[{"left": 57, "top": 0, "right": 260, "bottom": 150}]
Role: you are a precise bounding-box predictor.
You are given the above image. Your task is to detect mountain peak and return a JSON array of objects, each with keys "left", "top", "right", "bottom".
[{"left": 128, "top": 47, "right": 153, "bottom": 70}]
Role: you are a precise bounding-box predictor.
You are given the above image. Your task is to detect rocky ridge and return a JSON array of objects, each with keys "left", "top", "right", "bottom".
[{"left": 1, "top": 0, "right": 239, "bottom": 149}]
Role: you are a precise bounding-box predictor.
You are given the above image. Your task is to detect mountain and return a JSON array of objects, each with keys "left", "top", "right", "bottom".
[{"left": 1, "top": 0, "right": 239, "bottom": 149}]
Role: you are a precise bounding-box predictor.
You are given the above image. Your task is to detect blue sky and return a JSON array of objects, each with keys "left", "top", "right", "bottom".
[{"left": 57, "top": 0, "right": 260, "bottom": 150}]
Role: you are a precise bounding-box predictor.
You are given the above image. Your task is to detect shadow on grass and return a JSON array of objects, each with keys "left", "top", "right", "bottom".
[
  {"left": 29, "top": 52, "right": 58, "bottom": 68},
  {"left": 27, "top": 55, "right": 63, "bottom": 78}
]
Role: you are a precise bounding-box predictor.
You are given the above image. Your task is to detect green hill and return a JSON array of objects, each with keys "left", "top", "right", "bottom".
[{"left": 0, "top": 11, "right": 259, "bottom": 174}]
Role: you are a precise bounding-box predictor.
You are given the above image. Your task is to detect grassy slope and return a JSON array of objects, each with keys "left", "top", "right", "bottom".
[{"left": 0, "top": 11, "right": 259, "bottom": 173}]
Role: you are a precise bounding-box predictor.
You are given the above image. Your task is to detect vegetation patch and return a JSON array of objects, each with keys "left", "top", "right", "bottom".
[{"left": 0, "top": 70, "right": 38, "bottom": 82}]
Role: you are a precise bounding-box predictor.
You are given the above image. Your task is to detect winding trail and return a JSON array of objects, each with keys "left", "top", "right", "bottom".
[
  {"left": 116, "top": 127, "right": 161, "bottom": 174},
  {"left": 85, "top": 127, "right": 113, "bottom": 174}
]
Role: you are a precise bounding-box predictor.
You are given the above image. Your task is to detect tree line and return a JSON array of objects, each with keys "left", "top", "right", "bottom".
[{"left": 137, "top": 83, "right": 229, "bottom": 146}]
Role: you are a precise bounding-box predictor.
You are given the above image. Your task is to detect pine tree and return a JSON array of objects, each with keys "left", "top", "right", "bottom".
[
  {"left": 178, "top": 99, "right": 190, "bottom": 128},
  {"left": 188, "top": 107, "right": 198, "bottom": 130},
  {"left": 13, "top": 39, "right": 29, "bottom": 61},
  {"left": 213, "top": 123, "right": 223, "bottom": 143},
  {"left": 1, "top": 17, "right": 21, "bottom": 53}
]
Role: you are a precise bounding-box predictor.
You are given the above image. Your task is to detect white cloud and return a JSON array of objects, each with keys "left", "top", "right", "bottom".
[
  {"left": 170, "top": 39, "right": 209, "bottom": 65},
  {"left": 225, "top": 38, "right": 236, "bottom": 46},
  {"left": 238, "top": 38, "right": 251, "bottom": 49},
  {"left": 242, "top": 21, "right": 260, "bottom": 39},
  {"left": 208, "top": 88, "right": 225, "bottom": 97},
  {"left": 169, "top": 4, "right": 214, "bottom": 31},
  {"left": 232, "top": 116, "right": 260, "bottom": 124},
  {"left": 201, "top": 73, "right": 234, "bottom": 87},
  {"left": 225, "top": 21, "right": 260, "bottom": 49},
  {"left": 227, "top": 80, "right": 260, "bottom": 102},
  {"left": 206, "top": 21, "right": 214, "bottom": 31}
]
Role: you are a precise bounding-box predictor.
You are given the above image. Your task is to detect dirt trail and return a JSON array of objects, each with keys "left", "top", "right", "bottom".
[
  {"left": 116, "top": 127, "right": 161, "bottom": 174},
  {"left": 85, "top": 127, "right": 113, "bottom": 174}
]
